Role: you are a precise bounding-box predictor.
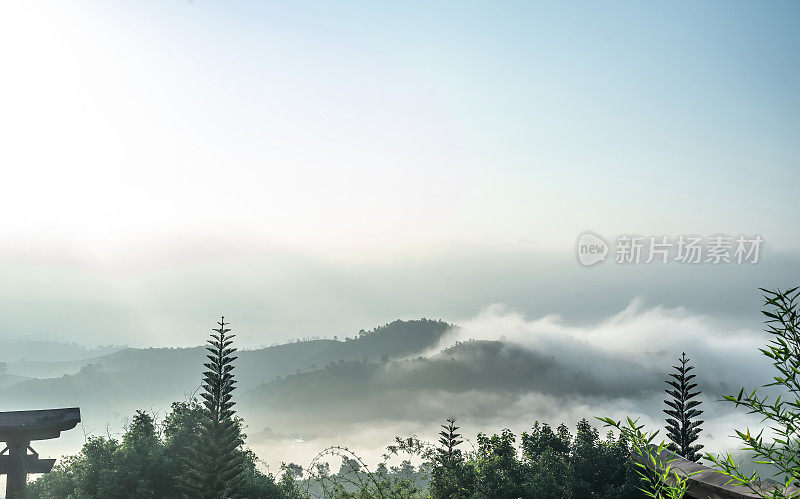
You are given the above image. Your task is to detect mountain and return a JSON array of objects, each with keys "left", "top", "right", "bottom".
[
  {"left": 0, "top": 319, "right": 733, "bottom": 473},
  {"left": 0, "top": 339, "right": 122, "bottom": 363},
  {"left": 0, "top": 319, "right": 455, "bottom": 421},
  {"left": 236, "top": 339, "right": 666, "bottom": 432},
  {"left": 0, "top": 372, "right": 30, "bottom": 388}
]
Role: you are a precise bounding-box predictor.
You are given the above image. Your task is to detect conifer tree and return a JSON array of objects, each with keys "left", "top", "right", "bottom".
[
  {"left": 183, "top": 317, "right": 246, "bottom": 498},
  {"left": 663, "top": 352, "right": 704, "bottom": 462},
  {"left": 437, "top": 419, "right": 464, "bottom": 468},
  {"left": 430, "top": 418, "right": 474, "bottom": 498}
]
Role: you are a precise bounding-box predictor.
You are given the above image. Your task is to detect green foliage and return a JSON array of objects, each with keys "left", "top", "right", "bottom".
[
  {"left": 473, "top": 428, "right": 525, "bottom": 497},
  {"left": 26, "top": 401, "right": 290, "bottom": 498},
  {"left": 598, "top": 417, "right": 695, "bottom": 499},
  {"left": 379, "top": 418, "right": 641, "bottom": 499},
  {"left": 570, "top": 419, "right": 640, "bottom": 498},
  {"left": 663, "top": 352, "right": 704, "bottom": 462},
  {"left": 26, "top": 411, "right": 171, "bottom": 498},
  {"left": 27, "top": 317, "right": 292, "bottom": 498},
  {"left": 520, "top": 422, "right": 572, "bottom": 498},
  {"left": 706, "top": 286, "right": 800, "bottom": 499},
  {"left": 429, "top": 419, "right": 474, "bottom": 498},
  {"left": 183, "top": 317, "right": 247, "bottom": 498}
]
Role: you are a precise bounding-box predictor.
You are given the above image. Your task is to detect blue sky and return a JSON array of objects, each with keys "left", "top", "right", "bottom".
[{"left": 0, "top": 1, "right": 797, "bottom": 345}]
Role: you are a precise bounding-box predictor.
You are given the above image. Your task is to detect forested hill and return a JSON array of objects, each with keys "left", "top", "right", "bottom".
[
  {"left": 238, "top": 339, "right": 667, "bottom": 430},
  {"left": 0, "top": 319, "right": 455, "bottom": 416}
]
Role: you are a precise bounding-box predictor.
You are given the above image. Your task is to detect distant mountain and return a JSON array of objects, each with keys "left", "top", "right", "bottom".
[
  {"left": 0, "top": 372, "right": 30, "bottom": 388},
  {"left": 0, "top": 319, "right": 456, "bottom": 422},
  {"left": 0, "top": 339, "right": 122, "bottom": 363}
]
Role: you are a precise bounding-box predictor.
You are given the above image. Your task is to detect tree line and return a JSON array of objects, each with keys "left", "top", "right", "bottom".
[{"left": 26, "top": 286, "right": 800, "bottom": 498}]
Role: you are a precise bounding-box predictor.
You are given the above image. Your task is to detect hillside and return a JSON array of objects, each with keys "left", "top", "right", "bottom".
[
  {"left": 0, "top": 319, "right": 455, "bottom": 420},
  {"left": 237, "top": 339, "right": 666, "bottom": 431},
  {"left": 0, "top": 339, "right": 121, "bottom": 363}
]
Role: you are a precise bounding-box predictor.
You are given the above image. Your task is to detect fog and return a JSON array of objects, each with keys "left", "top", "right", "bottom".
[
  {"left": 235, "top": 301, "right": 772, "bottom": 470},
  {"left": 1, "top": 241, "right": 796, "bottom": 348},
  {"left": 0, "top": 282, "right": 786, "bottom": 498}
]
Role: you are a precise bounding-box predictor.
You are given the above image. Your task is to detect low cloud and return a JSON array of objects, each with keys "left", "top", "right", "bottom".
[
  {"left": 240, "top": 302, "right": 774, "bottom": 469},
  {"left": 438, "top": 300, "right": 771, "bottom": 397}
]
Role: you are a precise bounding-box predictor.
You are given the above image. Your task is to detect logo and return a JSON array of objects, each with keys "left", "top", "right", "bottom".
[
  {"left": 574, "top": 232, "right": 762, "bottom": 267},
  {"left": 576, "top": 232, "right": 609, "bottom": 267}
]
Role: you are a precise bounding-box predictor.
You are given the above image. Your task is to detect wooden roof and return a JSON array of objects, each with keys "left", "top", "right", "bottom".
[
  {"left": 0, "top": 408, "right": 81, "bottom": 442},
  {"left": 641, "top": 446, "right": 799, "bottom": 499}
]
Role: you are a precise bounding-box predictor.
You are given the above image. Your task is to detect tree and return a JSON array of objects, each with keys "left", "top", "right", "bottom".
[
  {"left": 707, "top": 286, "right": 800, "bottom": 499},
  {"left": 437, "top": 419, "right": 463, "bottom": 468},
  {"left": 521, "top": 422, "right": 573, "bottom": 498},
  {"left": 521, "top": 422, "right": 571, "bottom": 460},
  {"left": 27, "top": 402, "right": 287, "bottom": 498},
  {"left": 663, "top": 352, "right": 704, "bottom": 462},
  {"left": 474, "top": 428, "right": 526, "bottom": 497},
  {"left": 183, "top": 317, "right": 247, "bottom": 498},
  {"left": 430, "top": 418, "right": 474, "bottom": 498},
  {"left": 26, "top": 411, "right": 172, "bottom": 498},
  {"left": 117, "top": 410, "right": 172, "bottom": 496}
]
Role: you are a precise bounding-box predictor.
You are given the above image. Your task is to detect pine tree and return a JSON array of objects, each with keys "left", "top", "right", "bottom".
[
  {"left": 437, "top": 419, "right": 464, "bottom": 468},
  {"left": 663, "top": 352, "right": 704, "bottom": 462},
  {"left": 430, "top": 418, "right": 474, "bottom": 498},
  {"left": 183, "top": 317, "right": 246, "bottom": 498}
]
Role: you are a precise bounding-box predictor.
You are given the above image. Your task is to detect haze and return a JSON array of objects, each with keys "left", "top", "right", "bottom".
[{"left": 1, "top": 1, "right": 798, "bottom": 347}]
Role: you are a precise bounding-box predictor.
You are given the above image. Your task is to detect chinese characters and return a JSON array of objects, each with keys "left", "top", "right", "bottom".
[{"left": 613, "top": 234, "right": 762, "bottom": 264}]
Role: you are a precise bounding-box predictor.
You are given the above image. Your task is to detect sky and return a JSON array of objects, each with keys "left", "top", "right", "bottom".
[{"left": 0, "top": 1, "right": 798, "bottom": 347}]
